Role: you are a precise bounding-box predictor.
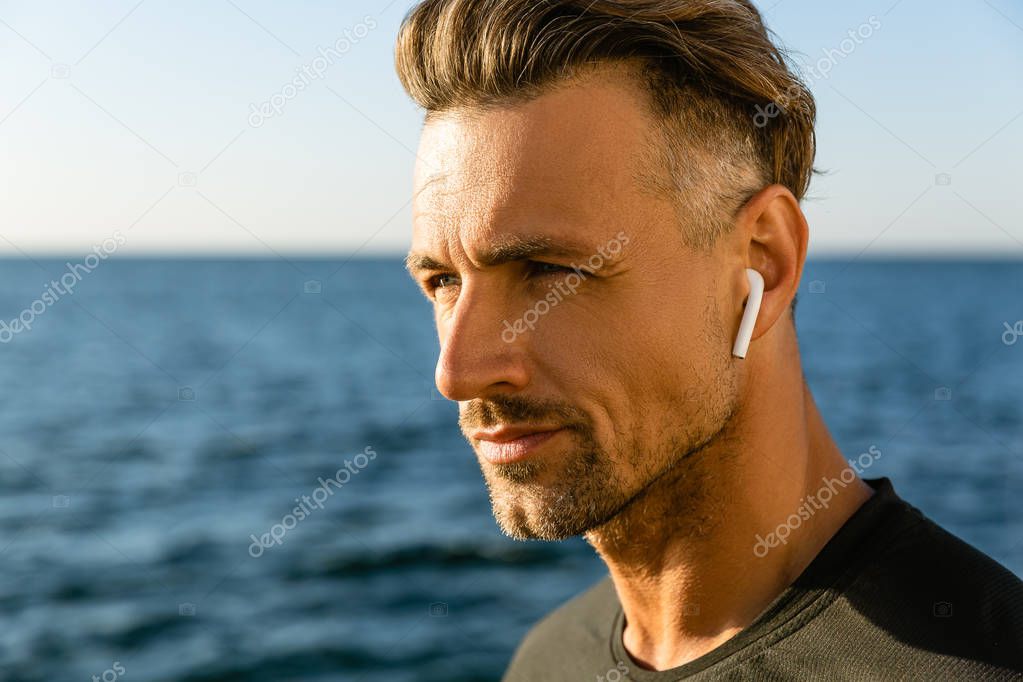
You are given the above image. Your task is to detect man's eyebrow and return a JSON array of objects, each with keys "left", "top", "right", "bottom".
[
  {"left": 405, "top": 235, "right": 596, "bottom": 275},
  {"left": 405, "top": 253, "right": 448, "bottom": 274}
]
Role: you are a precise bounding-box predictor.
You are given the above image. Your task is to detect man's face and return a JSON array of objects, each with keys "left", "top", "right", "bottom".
[{"left": 407, "top": 70, "right": 740, "bottom": 540}]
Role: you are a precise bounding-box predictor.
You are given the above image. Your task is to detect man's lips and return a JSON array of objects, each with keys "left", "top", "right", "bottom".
[
  {"left": 469, "top": 426, "right": 566, "bottom": 464},
  {"left": 469, "top": 425, "right": 564, "bottom": 442}
]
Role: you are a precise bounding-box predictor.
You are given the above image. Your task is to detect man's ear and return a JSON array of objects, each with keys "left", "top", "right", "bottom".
[{"left": 733, "top": 184, "right": 808, "bottom": 342}]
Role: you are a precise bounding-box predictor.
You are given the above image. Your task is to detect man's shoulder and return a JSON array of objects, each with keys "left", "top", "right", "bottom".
[
  {"left": 835, "top": 495, "right": 1023, "bottom": 671},
  {"left": 872, "top": 495, "right": 1022, "bottom": 601},
  {"left": 513, "top": 575, "right": 619, "bottom": 648},
  {"left": 502, "top": 576, "right": 619, "bottom": 680},
  {"left": 500, "top": 486, "right": 1023, "bottom": 680}
]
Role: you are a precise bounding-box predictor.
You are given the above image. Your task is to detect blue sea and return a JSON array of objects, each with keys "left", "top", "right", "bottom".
[{"left": 0, "top": 258, "right": 1019, "bottom": 681}]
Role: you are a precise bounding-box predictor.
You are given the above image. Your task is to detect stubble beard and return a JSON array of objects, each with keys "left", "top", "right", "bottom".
[
  {"left": 479, "top": 381, "right": 739, "bottom": 543},
  {"left": 469, "top": 295, "right": 740, "bottom": 543}
]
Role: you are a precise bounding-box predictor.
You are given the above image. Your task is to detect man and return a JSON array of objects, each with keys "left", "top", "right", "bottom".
[{"left": 396, "top": 0, "right": 1023, "bottom": 679}]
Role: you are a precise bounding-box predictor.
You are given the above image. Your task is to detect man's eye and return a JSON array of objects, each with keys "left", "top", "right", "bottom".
[
  {"left": 526, "top": 261, "right": 575, "bottom": 277},
  {"left": 423, "top": 263, "right": 577, "bottom": 296},
  {"left": 429, "top": 273, "right": 460, "bottom": 290}
]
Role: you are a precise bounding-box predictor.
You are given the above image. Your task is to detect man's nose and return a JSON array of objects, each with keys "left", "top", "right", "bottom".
[{"left": 434, "top": 285, "right": 530, "bottom": 402}]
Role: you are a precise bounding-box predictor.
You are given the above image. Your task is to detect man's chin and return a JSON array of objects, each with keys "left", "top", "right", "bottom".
[
  {"left": 481, "top": 462, "right": 625, "bottom": 541},
  {"left": 469, "top": 431, "right": 628, "bottom": 538},
  {"left": 489, "top": 495, "right": 595, "bottom": 541}
]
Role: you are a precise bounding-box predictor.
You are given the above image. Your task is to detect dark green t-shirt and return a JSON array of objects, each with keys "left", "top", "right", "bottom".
[{"left": 503, "top": 477, "right": 1023, "bottom": 681}]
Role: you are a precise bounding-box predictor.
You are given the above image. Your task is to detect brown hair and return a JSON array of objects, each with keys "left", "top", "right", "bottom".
[{"left": 395, "top": 0, "right": 817, "bottom": 249}]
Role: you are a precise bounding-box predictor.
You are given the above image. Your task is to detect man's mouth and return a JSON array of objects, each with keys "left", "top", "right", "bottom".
[{"left": 469, "top": 425, "right": 566, "bottom": 464}]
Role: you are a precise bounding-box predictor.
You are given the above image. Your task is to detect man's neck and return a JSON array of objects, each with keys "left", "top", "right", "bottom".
[{"left": 584, "top": 366, "right": 874, "bottom": 671}]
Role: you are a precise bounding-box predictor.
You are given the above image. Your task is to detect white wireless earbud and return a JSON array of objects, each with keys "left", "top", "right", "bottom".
[{"left": 731, "top": 268, "right": 764, "bottom": 359}]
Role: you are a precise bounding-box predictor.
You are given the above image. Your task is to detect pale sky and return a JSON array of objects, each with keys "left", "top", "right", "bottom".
[{"left": 0, "top": 0, "right": 1020, "bottom": 256}]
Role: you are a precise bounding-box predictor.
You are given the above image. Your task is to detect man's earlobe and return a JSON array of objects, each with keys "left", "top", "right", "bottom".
[{"left": 732, "top": 268, "right": 764, "bottom": 359}]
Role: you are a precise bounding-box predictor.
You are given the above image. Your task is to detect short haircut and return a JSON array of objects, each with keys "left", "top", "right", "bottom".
[{"left": 395, "top": 0, "right": 817, "bottom": 253}]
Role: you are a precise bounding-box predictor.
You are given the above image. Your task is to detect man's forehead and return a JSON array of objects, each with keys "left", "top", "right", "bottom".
[
  {"left": 409, "top": 197, "right": 604, "bottom": 267},
  {"left": 412, "top": 78, "right": 656, "bottom": 194},
  {"left": 414, "top": 170, "right": 450, "bottom": 197},
  {"left": 412, "top": 163, "right": 603, "bottom": 248},
  {"left": 408, "top": 76, "right": 665, "bottom": 264}
]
